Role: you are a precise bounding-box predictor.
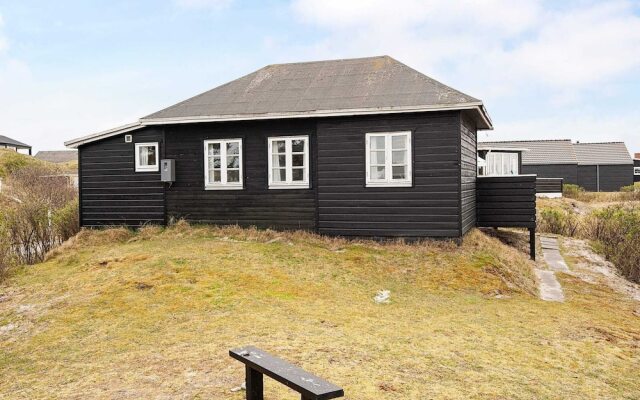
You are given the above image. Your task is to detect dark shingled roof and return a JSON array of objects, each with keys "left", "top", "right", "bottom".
[
  {"left": 0, "top": 135, "right": 30, "bottom": 148},
  {"left": 142, "top": 55, "right": 489, "bottom": 127},
  {"left": 479, "top": 139, "right": 578, "bottom": 165},
  {"left": 35, "top": 150, "right": 78, "bottom": 163},
  {"left": 573, "top": 142, "right": 633, "bottom": 165}
]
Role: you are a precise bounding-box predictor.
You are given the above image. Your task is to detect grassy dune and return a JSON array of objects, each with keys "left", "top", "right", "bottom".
[{"left": 0, "top": 225, "right": 639, "bottom": 399}]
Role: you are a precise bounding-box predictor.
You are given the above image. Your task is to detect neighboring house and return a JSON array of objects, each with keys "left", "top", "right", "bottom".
[
  {"left": 478, "top": 139, "right": 578, "bottom": 184},
  {"left": 476, "top": 144, "right": 527, "bottom": 176},
  {"left": 635, "top": 153, "right": 640, "bottom": 183},
  {"left": 0, "top": 135, "right": 32, "bottom": 155},
  {"left": 573, "top": 142, "right": 634, "bottom": 192},
  {"left": 35, "top": 150, "right": 77, "bottom": 164},
  {"left": 66, "top": 56, "right": 498, "bottom": 239}
]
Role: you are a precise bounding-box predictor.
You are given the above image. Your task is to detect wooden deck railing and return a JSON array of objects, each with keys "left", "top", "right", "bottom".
[
  {"left": 476, "top": 175, "right": 537, "bottom": 259},
  {"left": 536, "top": 177, "right": 563, "bottom": 194}
]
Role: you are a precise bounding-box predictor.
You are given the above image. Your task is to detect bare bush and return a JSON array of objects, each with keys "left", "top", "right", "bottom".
[
  {"left": 0, "top": 164, "right": 79, "bottom": 271},
  {"left": 539, "top": 201, "right": 640, "bottom": 284}
]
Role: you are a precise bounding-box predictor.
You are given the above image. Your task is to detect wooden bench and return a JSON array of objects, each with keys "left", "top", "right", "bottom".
[{"left": 229, "top": 346, "right": 344, "bottom": 400}]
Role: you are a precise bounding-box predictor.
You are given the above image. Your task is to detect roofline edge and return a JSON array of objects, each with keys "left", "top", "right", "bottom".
[{"left": 65, "top": 103, "right": 492, "bottom": 148}]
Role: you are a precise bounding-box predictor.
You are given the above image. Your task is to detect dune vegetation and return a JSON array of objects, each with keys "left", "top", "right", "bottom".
[{"left": 0, "top": 224, "right": 639, "bottom": 399}]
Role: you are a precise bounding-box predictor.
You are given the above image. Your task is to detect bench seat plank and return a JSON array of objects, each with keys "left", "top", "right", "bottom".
[{"left": 230, "top": 346, "right": 344, "bottom": 400}]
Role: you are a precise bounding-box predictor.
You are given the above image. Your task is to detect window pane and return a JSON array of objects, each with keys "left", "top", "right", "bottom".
[
  {"left": 392, "top": 166, "right": 406, "bottom": 180},
  {"left": 392, "top": 150, "right": 406, "bottom": 164},
  {"left": 292, "top": 168, "right": 304, "bottom": 181},
  {"left": 273, "top": 140, "right": 286, "bottom": 153},
  {"left": 209, "top": 143, "right": 220, "bottom": 156},
  {"left": 370, "top": 150, "right": 385, "bottom": 164},
  {"left": 392, "top": 135, "right": 406, "bottom": 150},
  {"left": 226, "top": 142, "right": 239, "bottom": 155},
  {"left": 272, "top": 155, "right": 286, "bottom": 168},
  {"left": 227, "top": 170, "right": 240, "bottom": 183},
  {"left": 292, "top": 139, "right": 305, "bottom": 152},
  {"left": 227, "top": 155, "right": 239, "bottom": 169},
  {"left": 273, "top": 168, "right": 286, "bottom": 182},
  {"left": 292, "top": 154, "right": 304, "bottom": 167},
  {"left": 370, "top": 136, "right": 385, "bottom": 150},
  {"left": 213, "top": 170, "right": 221, "bottom": 182},
  {"left": 370, "top": 166, "right": 385, "bottom": 180},
  {"left": 146, "top": 146, "right": 157, "bottom": 165},
  {"left": 213, "top": 157, "right": 221, "bottom": 168}
]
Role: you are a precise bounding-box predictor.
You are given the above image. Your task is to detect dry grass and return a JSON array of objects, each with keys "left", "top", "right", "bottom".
[{"left": 1, "top": 225, "right": 639, "bottom": 399}]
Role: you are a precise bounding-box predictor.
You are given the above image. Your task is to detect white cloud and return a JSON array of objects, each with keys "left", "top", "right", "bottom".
[
  {"left": 174, "top": 0, "right": 234, "bottom": 10},
  {"left": 0, "top": 13, "right": 7, "bottom": 53},
  {"left": 291, "top": 0, "right": 640, "bottom": 96}
]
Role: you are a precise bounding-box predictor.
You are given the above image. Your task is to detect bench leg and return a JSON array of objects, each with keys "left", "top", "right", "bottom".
[{"left": 245, "top": 366, "right": 263, "bottom": 400}]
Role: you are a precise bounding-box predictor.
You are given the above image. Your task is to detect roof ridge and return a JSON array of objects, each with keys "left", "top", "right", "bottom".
[{"left": 264, "top": 55, "right": 389, "bottom": 68}]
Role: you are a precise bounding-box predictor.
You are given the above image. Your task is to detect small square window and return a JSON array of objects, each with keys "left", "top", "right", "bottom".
[
  {"left": 365, "top": 132, "right": 412, "bottom": 187},
  {"left": 125, "top": 134, "right": 132, "bottom": 143},
  {"left": 268, "top": 136, "right": 309, "bottom": 189},
  {"left": 204, "top": 139, "right": 243, "bottom": 190},
  {"left": 135, "top": 142, "right": 159, "bottom": 172},
  {"left": 634, "top": 167, "right": 640, "bottom": 176}
]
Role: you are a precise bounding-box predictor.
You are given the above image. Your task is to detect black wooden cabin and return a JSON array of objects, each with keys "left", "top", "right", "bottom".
[{"left": 67, "top": 56, "right": 506, "bottom": 240}]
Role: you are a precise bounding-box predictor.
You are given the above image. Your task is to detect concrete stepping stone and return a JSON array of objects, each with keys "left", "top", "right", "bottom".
[
  {"left": 536, "top": 236, "right": 570, "bottom": 302},
  {"left": 535, "top": 269, "right": 565, "bottom": 302},
  {"left": 540, "top": 236, "right": 570, "bottom": 273}
]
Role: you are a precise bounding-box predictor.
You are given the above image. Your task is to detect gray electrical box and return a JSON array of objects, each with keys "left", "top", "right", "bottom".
[{"left": 161, "top": 159, "right": 175, "bottom": 182}]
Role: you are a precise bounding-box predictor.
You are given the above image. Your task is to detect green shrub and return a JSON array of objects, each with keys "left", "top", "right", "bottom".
[{"left": 537, "top": 207, "right": 580, "bottom": 237}]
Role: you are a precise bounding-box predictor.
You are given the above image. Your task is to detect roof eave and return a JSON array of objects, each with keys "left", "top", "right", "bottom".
[
  {"left": 65, "top": 102, "right": 492, "bottom": 148},
  {"left": 64, "top": 122, "right": 144, "bottom": 149},
  {"left": 139, "top": 102, "right": 493, "bottom": 129}
]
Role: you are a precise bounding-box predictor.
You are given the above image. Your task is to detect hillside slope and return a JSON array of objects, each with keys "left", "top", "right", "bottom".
[{"left": 1, "top": 225, "right": 639, "bottom": 399}]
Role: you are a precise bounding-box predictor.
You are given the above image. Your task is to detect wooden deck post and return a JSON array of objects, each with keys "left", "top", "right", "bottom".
[
  {"left": 246, "top": 366, "right": 264, "bottom": 400},
  {"left": 529, "top": 228, "right": 536, "bottom": 261}
]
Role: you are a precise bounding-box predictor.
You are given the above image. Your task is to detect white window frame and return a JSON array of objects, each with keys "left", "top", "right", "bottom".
[
  {"left": 634, "top": 167, "right": 640, "bottom": 176},
  {"left": 268, "top": 135, "right": 310, "bottom": 189},
  {"left": 485, "top": 151, "right": 519, "bottom": 176},
  {"left": 134, "top": 142, "right": 159, "bottom": 172},
  {"left": 204, "top": 138, "right": 243, "bottom": 190},
  {"left": 365, "top": 131, "right": 412, "bottom": 187}
]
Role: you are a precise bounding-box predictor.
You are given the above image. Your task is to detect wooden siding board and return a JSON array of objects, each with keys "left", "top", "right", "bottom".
[
  {"left": 476, "top": 176, "right": 536, "bottom": 228},
  {"left": 578, "top": 164, "right": 633, "bottom": 192},
  {"left": 317, "top": 111, "right": 463, "bottom": 238},
  {"left": 163, "top": 119, "right": 317, "bottom": 230},
  {"left": 78, "top": 128, "right": 165, "bottom": 227},
  {"left": 460, "top": 113, "right": 477, "bottom": 235},
  {"left": 521, "top": 164, "right": 578, "bottom": 185}
]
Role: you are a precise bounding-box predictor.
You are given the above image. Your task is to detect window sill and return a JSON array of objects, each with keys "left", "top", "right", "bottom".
[
  {"left": 365, "top": 181, "right": 412, "bottom": 188},
  {"left": 205, "top": 185, "right": 244, "bottom": 191},
  {"left": 135, "top": 168, "right": 159, "bottom": 173},
  {"left": 268, "top": 184, "right": 310, "bottom": 190}
]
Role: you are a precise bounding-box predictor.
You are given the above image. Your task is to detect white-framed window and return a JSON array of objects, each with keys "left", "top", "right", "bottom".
[
  {"left": 268, "top": 135, "right": 309, "bottom": 189},
  {"left": 365, "top": 131, "right": 412, "bottom": 187},
  {"left": 135, "top": 142, "right": 159, "bottom": 172},
  {"left": 485, "top": 152, "right": 519, "bottom": 176},
  {"left": 204, "top": 139, "right": 243, "bottom": 190},
  {"left": 634, "top": 167, "right": 640, "bottom": 176}
]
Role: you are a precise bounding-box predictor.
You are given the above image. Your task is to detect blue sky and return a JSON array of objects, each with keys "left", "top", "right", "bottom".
[{"left": 0, "top": 0, "right": 639, "bottom": 153}]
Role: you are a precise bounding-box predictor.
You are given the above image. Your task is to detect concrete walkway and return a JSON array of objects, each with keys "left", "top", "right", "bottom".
[{"left": 536, "top": 236, "right": 568, "bottom": 302}]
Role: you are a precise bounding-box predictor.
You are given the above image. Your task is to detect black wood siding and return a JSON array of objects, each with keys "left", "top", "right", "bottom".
[
  {"left": 578, "top": 165, "right": 634, "bottom": 192},
  {"left": 477, "top": 175, "right": 536, "bottom": 228},
  {"left": 536, "top": 178, "right": 563, "bottom": 193},
  {"left": 164, "top": 120, "right": 317, "bottom": 230},
  {"left": 316, "top": 112, "right": 463, "bottom": 238},
  {"left": 78, "top": 129, "right": 165, "bottom": 227},
  {"left": 460, "top": 113, "right": 477, "bottom": 235},
  {"left": 521, "top": 164, "right": 578, "bottom": 185}
]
